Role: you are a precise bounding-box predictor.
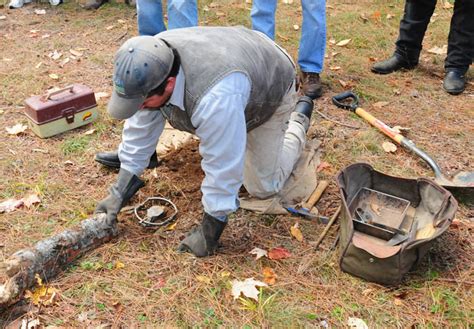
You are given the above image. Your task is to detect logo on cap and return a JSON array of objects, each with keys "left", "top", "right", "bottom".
[{"left": 114, "top": 79, "right": 126, "bottom": 95}]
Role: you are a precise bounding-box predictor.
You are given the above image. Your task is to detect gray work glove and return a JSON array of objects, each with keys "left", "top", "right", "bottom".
[{"left": 95, "top": 168, "right": 144, "bottom": 222}]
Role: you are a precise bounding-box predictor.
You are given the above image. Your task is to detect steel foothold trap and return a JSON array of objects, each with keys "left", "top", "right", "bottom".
[{"left": 134, "top": 197, "right": 178, "bottom": 227}]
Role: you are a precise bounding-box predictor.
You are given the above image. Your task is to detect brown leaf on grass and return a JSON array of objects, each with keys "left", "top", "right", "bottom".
[
  {"left": 23, "top": 194, "right": 41, "bottom": 208},
  {"left": 95, "top": 91, "right": 109, "bottom": 101},
  {"left": 59, "top": 57, "right": 70, "bottom": 68},
  {"left": 49, "top": 73, "right": 59, "bottom": 80},
  {"left": 262, "top": 267, "right": 277, "bottom": 285},
  {"left": 329, "top": 66, "right": 341, "bottom": 71},
  {"left": 84, "top": 128, "right": 96, "bottom": 135},
  {"left": 338, "top": 79, "right": 348, "bottom": 87},
  {"left": 373, "top": 101, "right": 390, "bottom": 109},
  {"left": 392, "top": 125, "right": 411, "bottom": 134},
  {"left": 0, "top": 198, "right": 24, "bottom": 213},
  {"left": 371, "top": 11, "right": 381, "bottom": 21},
  {"left": 427, "top": 45, "right": 447, "bottom": 55},
  {"left": 360, "top": 13, "right": 368, "bottom": 22},
  {"left": 196, "top": 275, "right": 211, "bottom": 284},
  {"left": 70, "top": 49, "right": 83, "bottom": 57},
  {"left": 331, "top": 51, "right": 340, "bottom": 57},
  {"left": 106, "top": 25, "right": 115, "bottom": 30},
  {"left": 231, "top": 278, "right": 267, "bottom": 301},
  {"left": 317, "top": 161, "right": 332, "bottom": 172},
  {"left": 249, "top": 247, "right": 267, "bottom": 260},
  {"left": 386, "top": 13, "right": 394, "bottom": 19},
  {"left": 6, "top": 123, "right": 28, "bottom": 135},
  {"left": 268, "top": 247, "right": 291, "bottom": 260},
  {"left": 329, "top": 38, "right": 336, "bottom": 45},
  {"left": 293, "top": 24, "right": 300, "bottom": 31},
  {"left": 382, "top": 141, "right": 397, "bottom": 153},
  {"left": 394, "top": 298, "right": 403, "bottom": 306},
  {"left": 336, "top": 39, "right": 351, "bottom": 47},
  {"left": 25, "top": 274, "right": 59, "bottom": 306},
  {"left": 290, "top": 223, "right": 304, "bottom": 242},
  {"left": 165, "top": 221, "right": 177, "bottom": 231}
]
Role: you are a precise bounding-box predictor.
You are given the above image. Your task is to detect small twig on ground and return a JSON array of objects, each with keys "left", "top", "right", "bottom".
[
  {"left": 315, "top": 110, "right": 361, "bottom": 129},
  {"left": 114, "top": 30, "right": 128, "bottom": 43}
]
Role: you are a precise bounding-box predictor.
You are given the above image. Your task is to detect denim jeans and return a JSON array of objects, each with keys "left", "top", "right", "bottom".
[
  {"left": 251, "top": 0, "right": 326, "bottom": 73},
  {"left": 136, "top": 0, "right": 198, "bottom": 36}
]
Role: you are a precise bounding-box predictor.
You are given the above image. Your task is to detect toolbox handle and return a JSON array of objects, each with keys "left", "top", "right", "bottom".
[{"left": 42, "top": 85, "right": 75, "bottom": 101}]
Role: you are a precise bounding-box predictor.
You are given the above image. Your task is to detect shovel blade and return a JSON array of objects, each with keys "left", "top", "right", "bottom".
[{"left": 435, "top": 171, "right": 474, "bottom": 206}]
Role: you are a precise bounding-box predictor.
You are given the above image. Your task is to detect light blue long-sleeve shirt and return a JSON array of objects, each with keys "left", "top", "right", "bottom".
[{"left": 119, "top": 68, "right": 251, "bottom": 219}]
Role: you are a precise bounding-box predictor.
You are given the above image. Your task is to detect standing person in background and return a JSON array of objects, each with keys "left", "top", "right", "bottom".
[
  {"left": 137, "top": 0, "right": 198, "bottom": 36},
  {"left": 94, "top": 0, "right": 198, "bottom": 169},
  {"left": 371, "top": 0, "right": 473, "bottom": 95},
  {"left": 251, "top": 0, "right": 326, "bottom": 99}
]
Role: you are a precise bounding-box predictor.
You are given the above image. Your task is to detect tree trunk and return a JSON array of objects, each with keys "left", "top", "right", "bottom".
[{"left": 0, "top": 214, "right": 118, "bottom": 310}]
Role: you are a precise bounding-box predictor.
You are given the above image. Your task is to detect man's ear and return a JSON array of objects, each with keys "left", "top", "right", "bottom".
[{"left": 165, "top": 77, "right": 176, "bottom": 94}]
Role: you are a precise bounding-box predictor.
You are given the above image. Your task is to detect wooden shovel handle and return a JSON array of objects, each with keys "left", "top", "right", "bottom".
[{"left": 303, "top": 180, "right": 329, "bottom": 209}]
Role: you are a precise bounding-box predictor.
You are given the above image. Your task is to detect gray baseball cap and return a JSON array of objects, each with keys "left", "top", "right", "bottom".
[{"left": 107, "top": 36, "right": 174, "bottom": 120}]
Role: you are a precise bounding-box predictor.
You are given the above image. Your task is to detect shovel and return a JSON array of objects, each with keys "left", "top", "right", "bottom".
[{"left": 332, "top": 91, "right": 474, "bottom": 204}]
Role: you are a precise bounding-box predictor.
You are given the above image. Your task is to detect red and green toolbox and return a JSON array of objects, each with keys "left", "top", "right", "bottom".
[{"left": 24, "top": 84, "right": 99, "bottom": 138}]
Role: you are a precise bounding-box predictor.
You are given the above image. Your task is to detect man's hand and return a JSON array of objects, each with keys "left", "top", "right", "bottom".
[
  {"left": 95, "top": 194, "right": 123, "bottom": 222},
  {"left": 94, "top": 168, "right": 145, "bottom": 222}
]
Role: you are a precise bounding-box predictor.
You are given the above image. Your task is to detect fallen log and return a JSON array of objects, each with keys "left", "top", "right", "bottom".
[{"left": 0, "top": 214, "right": 118, "bottom": 310}]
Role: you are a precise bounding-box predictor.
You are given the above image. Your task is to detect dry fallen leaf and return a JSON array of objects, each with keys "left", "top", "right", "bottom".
[
  {"left": 290, "top": 223, "right": 304, "bottom": 242},
  {"left": 249, "top": 247, "right": 267, "bottom": 260},
  {"left": 231, "top": 278, "right": 267, "bottom": 301},
  {"left": 35, "top": 62, "right": 43, "bottom": 69},
  {"left": 262, "top": 267, "right": 277, "bottom": 285},
  {"left": 83, "top": 128, "right": 96, "bottom": 135},
  {"left": 23, "top": 194, "right": 41, "bottom": 208},
  {"left": 360, "top": 13, "right": 368, "bottom": 22},
  {"left": 371, "top": 10, "right": 381, "bottom": 21},
  {"left": 196, "top": 275, "right": 211, "bottom": 284},
  {"left": 70, "top": 49, "right": 83, "bottom": 57},
  {"left": 394, "top": 298, "right": 403, "bottom": 306},
  {"left": 49, "top": 73, "right": 59, "bottom": 80},
  {"left": 336, "top": 39, "right": 351, "bottom": 47},
  {"left": 329, "top": 66, "right": 341, "bottom": 71},
  {"left": 117, "top": 19, "right": 126, "bottom": 24},
  {"left": 6, "top": 123, "right": 28, "bottom": 135},
  {"left": 106, "top": 25, "right": 115, "bottom": 30},
  {"left": 386, "top": 13, "right": 394, "bottom": 19},
  {"left": 268, "top": 247, "right": 291, "bottom": 260},
  {"left": 220, "top": 271, "right": 230, "bottom": 278},
  {"left": 49, "top": 50, "right": 62, "bottom": 60},
  {"left": 0, "top": 15, "right": 6, "bottom": 20},
  {"left": 0, "top": 198, "right": 24, "bottom": 213},
  {"left": 34, "top": 9, "right": 46, "bottom": 15},
  {"left": 95, "top": 91, "right": 110, "bottom": 101},
  {"left": 338, "top": 79, "right": 347, "bottom": 87},
  {"left": 427, "top": 45, "right": 447, "bottom": 55},
  {"left": 348, "top": 317, "right": 369, "bottom": 329},
  {"left": 392, "top": 125, "right": 410, "bottom": 134},
  {"left": 25, "top": 274, "right": 59, "bottom": 306},
  {"left": 165, "top": 221, "right": 177, "bottom": 231},
  {"left": 373, "top": 101, "right": 390, "bottom": 109},
  {"left": 115, "top": 261, "right": 125, "bottom": 269},
  {"left": 317, "top": 161, "right": 332, "bottom": 172},
  {"left": 59, "top": 57, "right": 70, "bottom": 68},
  {"left": 331, "top": 51, "right": 340, "bottom": 57},
  {"left": 382, "top": 141, "right": 397, "bottom": 153},
  {"left": 293, "top": 24, "right": 299, "bottom": 30},
  {"left": 329, "top": 38, "right": 336, "bottom": 45}
]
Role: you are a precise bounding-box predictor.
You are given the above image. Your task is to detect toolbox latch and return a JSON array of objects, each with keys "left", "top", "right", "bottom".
[{"left": 63, "top": 107, "right": 75, "bottom": 124}]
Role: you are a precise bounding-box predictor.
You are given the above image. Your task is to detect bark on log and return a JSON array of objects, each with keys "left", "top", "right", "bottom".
[{"left": 0, "top": 214, "right": 118, "bottom": 310}]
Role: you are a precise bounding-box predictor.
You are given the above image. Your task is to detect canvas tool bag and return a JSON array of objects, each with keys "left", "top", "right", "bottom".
[{"left": 336, "top": 163, "right": 457, "bottom": 285}]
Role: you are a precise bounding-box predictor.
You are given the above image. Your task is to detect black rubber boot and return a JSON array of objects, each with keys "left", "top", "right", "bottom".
[
  {"left": 289, "top": 96, "right": 314, "bottom": 132},
  {"left": 443, "top": 70, "right": 466, "bottom": 95},
  {"left": 95, "top": 151, "right": 160, "bottom": 169},
  {"left": 177, "top": 213, "right": 227, "bottom": 257},
  {"left": 371, "top": 55, "right": 417, "bottom": 74}
]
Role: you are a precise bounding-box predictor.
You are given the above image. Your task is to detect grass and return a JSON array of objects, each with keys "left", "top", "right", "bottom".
[{"left": 0, "top": 0, "right": 473, "bottom": 327}]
